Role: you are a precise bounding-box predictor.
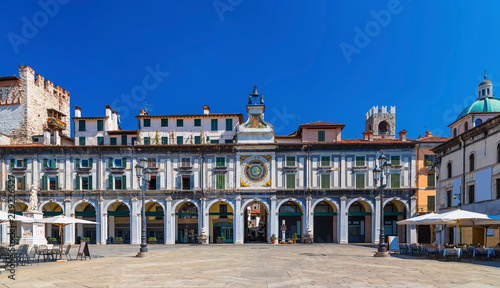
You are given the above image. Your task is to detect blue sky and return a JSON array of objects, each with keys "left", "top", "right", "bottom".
[{"left": 1, "top": 0, "right": 499, "bottom": 139}]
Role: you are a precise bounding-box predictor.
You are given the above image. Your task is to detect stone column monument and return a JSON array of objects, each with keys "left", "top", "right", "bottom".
[{"left": 19, "top": 185, "right": 48, "bottom": 247}]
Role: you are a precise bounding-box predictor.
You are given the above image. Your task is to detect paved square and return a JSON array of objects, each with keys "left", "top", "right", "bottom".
[{"left": 2, "top": 244, "right": 500, "bottom": 287}]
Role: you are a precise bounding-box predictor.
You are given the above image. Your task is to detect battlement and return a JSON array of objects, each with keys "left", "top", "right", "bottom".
[
  {"left": 365, "top": 106, "right": 396, "bottom": 119},
  {"left": 18, "top": 66, "right": 70, "bottom": 99}
]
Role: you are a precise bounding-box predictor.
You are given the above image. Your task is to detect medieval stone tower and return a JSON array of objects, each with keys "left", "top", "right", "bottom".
[
  {"left": 365, "top": 106, "right": 396, "bottom": 139},
  {"left": 0, "top": 66, "right": 70, "bottom": 144}
]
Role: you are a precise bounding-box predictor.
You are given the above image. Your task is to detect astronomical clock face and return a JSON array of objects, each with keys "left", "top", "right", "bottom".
[{"left": 241, "top": 156, "right": 271, "bottom": 187}]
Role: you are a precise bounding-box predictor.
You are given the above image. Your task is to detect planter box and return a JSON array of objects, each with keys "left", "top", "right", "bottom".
[
  {"left": 216, "top": 239, "right": 225, "bottom": 244},
  {"left": 148, "top": 241, "right": 157, "bottom": 244},
  {"left": 114, "top": 240, "right": 123, "bottom": 244},
  {"left": 48, "top": 241, "right": 57, "bottom": 245}
]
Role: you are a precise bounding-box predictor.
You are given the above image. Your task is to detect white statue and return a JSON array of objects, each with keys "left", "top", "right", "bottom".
[{"left": 27, "top": 185, "right": 38, "bottom": 211}]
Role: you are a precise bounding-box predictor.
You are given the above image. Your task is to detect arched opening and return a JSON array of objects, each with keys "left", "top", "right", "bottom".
[
  {"left": 42, "top": 202, "right": 63, "bottom": 243},
  {"left": 447, "top": 162, "right": 452, "bottom": 179},
  {"left": 475, "top": 119, "right": 483, "bottom": 127},
  {"left": 453, "top": 128, "right": 457, "bottom": 137},
  {"left": 278, "top": 201, "right": 303, "bottom": 242},
  {"left": 378, "top": 121, "right": 389, "bottom": 135},
  {"left": 176, "top": 202, "right": 198, "bottom": 244},
  {"left": 244, "top": 201, "right": 268, "bottom": 243},
  {"left": 465, "top": 122, "right": 469, "bottom": 131},
  {"left": 107, "top": 202, "right": 130, "bottom": 244},
  {"left": 313, "top": 201, "right": 337, "bottom": 243},
  {"left": 348, "top": 201, "right": 372, "bottom": 243},
  {"left": 469, "top": 154, "right": 475, "bottom": 172},
  {"left": 145, "top": 202, "right": 164, "bottom": 244},
  {"left": 209, "top": 201, "right": 233, "bottom": 243},
  {"left": 75, "top": 202, "right": 96, "bottom": 244},
  {"left": 383, "top": 200, "right": 407, "bottom": 243}
]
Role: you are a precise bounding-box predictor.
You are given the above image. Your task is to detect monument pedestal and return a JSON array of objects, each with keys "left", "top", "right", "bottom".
[{"left": 19, "top": 211, "right": 47, "bottom": 247}]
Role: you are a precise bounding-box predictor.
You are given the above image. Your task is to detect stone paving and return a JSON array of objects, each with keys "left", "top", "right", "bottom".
[{"left": 1, "top": 244, "right": 500, "bottom": 287}]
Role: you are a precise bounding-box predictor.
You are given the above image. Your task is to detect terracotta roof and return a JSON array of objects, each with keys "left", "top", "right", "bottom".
[
  {"left": 0, "top": 76, "right": 20, "bottom": 81},
  {"left": 136, "top": 113, "right": 244, "bottom": 123},
  {"left": 300, "top": 121, "right": 345, "bottom": 127},
  {"left": 416, "top": 136, "right": 450, "bottom": 143},
  {"left": 339, "top": 138, "right": 416, "bottom": 144}
]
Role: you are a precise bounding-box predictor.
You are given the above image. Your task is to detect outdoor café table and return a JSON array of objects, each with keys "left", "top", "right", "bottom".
[
  {"left": 443, "top": 248, "right": 461, "bottom": 261},
  {"left": 474, "top": 248, "right": 495, "bottom": 259}
]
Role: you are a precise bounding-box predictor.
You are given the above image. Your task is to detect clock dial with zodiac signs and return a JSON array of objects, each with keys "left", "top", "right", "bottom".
[{"left": 240, "top": 156, "right": 271, "bottom": 187}]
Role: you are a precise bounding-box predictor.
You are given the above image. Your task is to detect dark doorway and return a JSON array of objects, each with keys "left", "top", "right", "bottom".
[{"left": 278, "top": 201, "right": 303, "bottom": 242}]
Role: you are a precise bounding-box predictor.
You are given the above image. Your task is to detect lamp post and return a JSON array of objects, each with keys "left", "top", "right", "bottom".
[
  {"left": 135, "top": 155, "right": 152, "bottom": 257},
  {"left": 373, "top": 153, "right": 392, "bottom": 257}
]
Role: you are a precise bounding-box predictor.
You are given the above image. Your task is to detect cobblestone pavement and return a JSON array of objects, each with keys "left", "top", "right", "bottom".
[{"left": 1, "top": 244, "right": 500, "bottom": 287}]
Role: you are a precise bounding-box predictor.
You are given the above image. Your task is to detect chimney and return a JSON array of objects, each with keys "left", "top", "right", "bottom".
[
  {"left": 362, "top": 131, "right": 368, "bottom": 141},
  {"left": 366, "top": 130, "right": 374, "bottom": 142},
  {"left": 425, "top": 130, "right": 432, "bottom": 137},
  {"left": 139, "top": 109, "right": 145, "bottom": 116},
  {"left": 399, "top": 129, "right": 407, "bottom": 141},
  {"left": 203, "top": 105, "right": 210, "bottom": 115},
  {"left": 43, "top": 131, "right": 50, "bottom": 145},
  {"left": 112, "top": 110, "right": 118, "bottom": 130},
  {"left": 105, "top": 105, "right": 112, "bottom": 118},
  {"left": 74, "top": 106, "right": 81, "bottom": 118}
]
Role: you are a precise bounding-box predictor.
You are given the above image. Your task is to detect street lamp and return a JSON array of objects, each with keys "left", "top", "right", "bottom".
[
  {"left": 135, "top": 155, "right": 151, "bottom": 257},
  {"left": 373, "top": 153, "right": 391, "bottom": 257}
]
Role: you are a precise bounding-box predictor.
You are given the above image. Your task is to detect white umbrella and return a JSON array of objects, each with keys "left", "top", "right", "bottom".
[
  {"left": 36, "top": 215, "right": 98, "bottom": 257},
  {"left": 0, "top": 211, "right": 36, "bottom": 223},
  {"left": 397, "top": 213, "right": 438, "bottom": 244}
]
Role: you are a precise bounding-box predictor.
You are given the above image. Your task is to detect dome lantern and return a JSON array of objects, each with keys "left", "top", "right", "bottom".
[{"left": 478, "top": 69, "right": 493, "bottom": 99}]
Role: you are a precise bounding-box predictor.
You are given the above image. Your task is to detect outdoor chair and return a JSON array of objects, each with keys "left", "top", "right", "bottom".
[
  {"left": 26, "top": 246, "right": 38, "bottom": 266},
  {"left": 62, "top": 244, "right": 72, "bottom": 261},
  {"left": 37, "top": 245, "right": 49, "bottom": 262},
  {"left": 15, "top": 245, "right": 29, "bottom": 266}
]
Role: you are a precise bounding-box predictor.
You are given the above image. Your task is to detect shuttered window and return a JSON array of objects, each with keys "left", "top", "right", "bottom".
[
  {"left": 391, "top": 173, "right": 400, "bottom": 188},
  {"left": 225, "top": 119, "right": 233, "bottom": 131},
  {"left": 176, "top": 119, "right": 183, "bottom": 127},
  {"left": 321, "top": 174, "right": 330, "bottom": 189},
  {"left": 177, "top": 136, "right": 183, "bottom": 145},
  {"left": 427, "top": 196, "right": 435, "bottom": 212},
  {"left": 194, "top": 119, "right": 201, "bottom": 127},
  {"left": 97, "top": 120, "right": 104, "bottom": 131},
  {"left": 216, "top": 157, "right": 225, "bottom": 167},
  {"left": 355, "top": 174, "right": 365, "bottom": 189},
  {"left": 391, "top": 156, "right": 400, "bottom": 166},
  {"left": 79, "top": 137, "right": 86, "bottom": 146},
  {"left": 427, "top": 173, "right": 435, "bottom": 187},
  {"left": 78, "top": 120, "right": 86, "bottom": 131},
  {"left": 318, "top": 131, "right": 325, "bottom": 142},
  {"left": 110, "top": 137, "right": 117, "bottom": 145},
  {"left": 161, "top": 118, "right": 168, "bottom": 127},
  {"left": 144, "top": 137, "right": 150, "bottom": 145},
  {"left": 161, "top": 137, "right": 168, "bottom": 145},
  {"left": 194, "top": 136, "right": 201, "bottom": 144},
  {"left": 143, "top": 119, "right": 151, "bottom": 127},
  {"left": 216, "top": 174, "right": 225, "bottom": 190},
  {"left": 320, "top": 156, "right": 330, "bottom": 167},
  {"left": 97, "top": 137, "right": 104, "bottom": 146},
  {"left": 211, "top": 119, "right": 218, "bottom": 131},
  {"left": 286, "top": 156, "right": 295, "bottom": 167},
  {"left": 286, "top": 174, "right": 295, "bottom": 189},
  {"left": 355, "top": 156, "right": 365, "bottom": 167},
  {"left": 121, "top": 135, "right": 127, "bottom": 145}
]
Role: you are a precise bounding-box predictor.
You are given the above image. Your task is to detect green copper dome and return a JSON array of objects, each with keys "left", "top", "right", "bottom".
[{"left": 456, "top": 96, "right": 500, "bottom": 121}]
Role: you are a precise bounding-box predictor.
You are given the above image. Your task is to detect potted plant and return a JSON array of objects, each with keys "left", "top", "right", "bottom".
[
  {"left": 81, "top": 237, "right": 90, "bottom": 242},
  {"left": 424, "top": 160, "right": 434, "bottom": 167},
  {"left": 114, "top": 236, "right": 123, "bottom": 244},
  {"left": 148, "top": 237, "right": 157, "bottom": 244},
  {"left": 271, "top": 234, "right": 277, "bottom": 244},
  {"left": 280, "top": 240, "right": 287, "bottom": 245},
  {"left": 216, "top": 236, "right": 225, "bottom": 244},
  {"left": 291, "top": 233, "right": 298, "bottom": 244},
  {"left": 14, "top": 237, "right": 20, "bottom": 245},
  {"left": 47, "top": 237, "right": 57, "bottom": 245},
  {"left": 287, "top": 239, "right": 294, "bottom": 244}
]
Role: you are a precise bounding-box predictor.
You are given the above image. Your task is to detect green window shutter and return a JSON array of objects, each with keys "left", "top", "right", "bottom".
[
  {"left": 79, "top": 120, "right": 86, "bottom": 131},
  {"left": 89, "top": 158, "right": 93, "bottom": 168},
  {"left": 23, "top": 158, "right": 28, "bottom": 168},
  {"left": 355, "top": 174, "right": 365, "bottom": 189},
  {"left": 55, "top": 176, "right": 59, "bottom": 190},
  {"left": 161, "top": 118, "right": 168, "bottom": 127},
  {"left": 355, "top": 156, "right": 365, "bottom": 167},
  {"left": 75, "top": 175, "right": 81, "bottom": 190},
  {"left": 177, "top": 136, "right": 183, "bottom": 145},
  {"left": 122, "top": 158, "right": 127, "bottom": 168},
  {"left": 321, "top": 174, "right": 330, "bottom": 189},
  {"left": 110, "top": 138, "right": 117, "bottom": 145},
  {"left": 216, "top": 174, "right": 225, "bottom": 190},
  {"left": 122, "top": 175, "right": 126, "bottom": 190},
  {"left": 121, "top": 135, "right": 127, "bottom": 145},
  {"left": 131, "top": 137, "right": 137, "bottom": 146},
  {"left": 79, "top": 137, "right": 86, "bottom": 146},
  {"left": 194, "top": 119, "right": 201, "bottom": 127},
  {"left": 51, "top": 158, "right": 57, "bottom": 168},
  {"left": 108, "top": 158, "right": 113, "bottom": 168},
  {"left": 190, "top": 175, "right": 194, "bottom": 190},
  {"left": 176, "top": 175, "right": 181, "bottom": 190},
  {"left": 225, "top": 139, "right": 233, "bottom": 144},
  {"left": 286, "top": 174, "right": 295, "bottom": 189},
  {"left": 391, "top": 156, "right": 400, "bottom": 166},
  {"left": 321, "top": 156, "right": 330, "bottom": 167},
  {"left": 286, "top": 156, "right": 295, "bottom": 167},
  {"left": 108, "top": 175, "right": 113, "bottom": 190},
  {"left": 427, "top": 196, "right": 435, "bottom": 212},
  {"left": 144, "top": 137, "right": 150, "bottom": 145},
  {"left": 176, "top": 119, "right": 183, "bottom": 127},
  {"left": 318, "top": 131, "right": 325, "bottom": 142},
  {"left": 76, "top": 158, "right": 81, "bottom": 169},
  {"left": 10, "top": 159, "right": 14, "bottom": 168},
  {"left": 97, "top": 120, "right": 104, "bottom": 131},
  {"left": 210, "top": 139, "right": 219, "bottom": 144},
  {"left": 22, "top": 176, "right": 26, "bottom": 190},
  {"left": 391, "top": 173, "right": 400, "bottom": 188},
  {"left": 161, "top": 137, "right": 168, "bottom": 145},
  {"left": 225, "top": 119, "right": 233, "bottom": 131},
  {"left": 427, "top": 174, "right": 435, "bottom": 187},
  {"left": 211, "top": 119, "right": 218, "bottom": 131},
  {"left": 89, "top": 175, "right": 93, "bottom": 190},
  {"left": 216, "top": 157, "right": 225, "bottom": 167},
  {"left": 97, "top": 137, "right": 104, "bottom": 146},
  {"left": 156, "top": 175, "right": 161, "bottom": 190},
  {"left": 43, "top": 159, "right": 48, "bottom": 168},
  {"left": 194, "top": 136, "right": 201, "bottom": 144},
  {"left": 143, "top": 119, "right": 151, "bottom": 127},
  {"left": 42, "top": 176, "right": 48, "bottom": 190}
]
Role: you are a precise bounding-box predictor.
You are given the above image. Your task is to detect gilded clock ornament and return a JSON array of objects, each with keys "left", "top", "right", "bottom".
[{"left": 240, "top": 156, "right": 271, "bottom": 187}]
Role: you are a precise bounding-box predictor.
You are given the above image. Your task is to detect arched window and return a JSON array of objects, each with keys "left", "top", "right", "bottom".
[
  {"left": 453, "top": 128, "right": 457, "bottom": 137},
  {"left": 447, "top": 162, "right": 452, "bottom": 179},
  {"left": 482, "top": 89, "right": 485, "bottom": 96},
  {"left": 378, "top": 121, "right": 389, "bottom": 134},
  {"left": 465, "top": 122, "right": 469, "bottom": 131},
  {"left": 469, "top": 154, "right": 475, "bottom": 172},
  {"left": 368, "top": 124, "right": 372, "bottom": 131},
  {"left": 487, "top": 88, "right": 490, "bottom": 95},
  {"left": 475, "top": 119, "right": 483, "bottom": 127}
]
